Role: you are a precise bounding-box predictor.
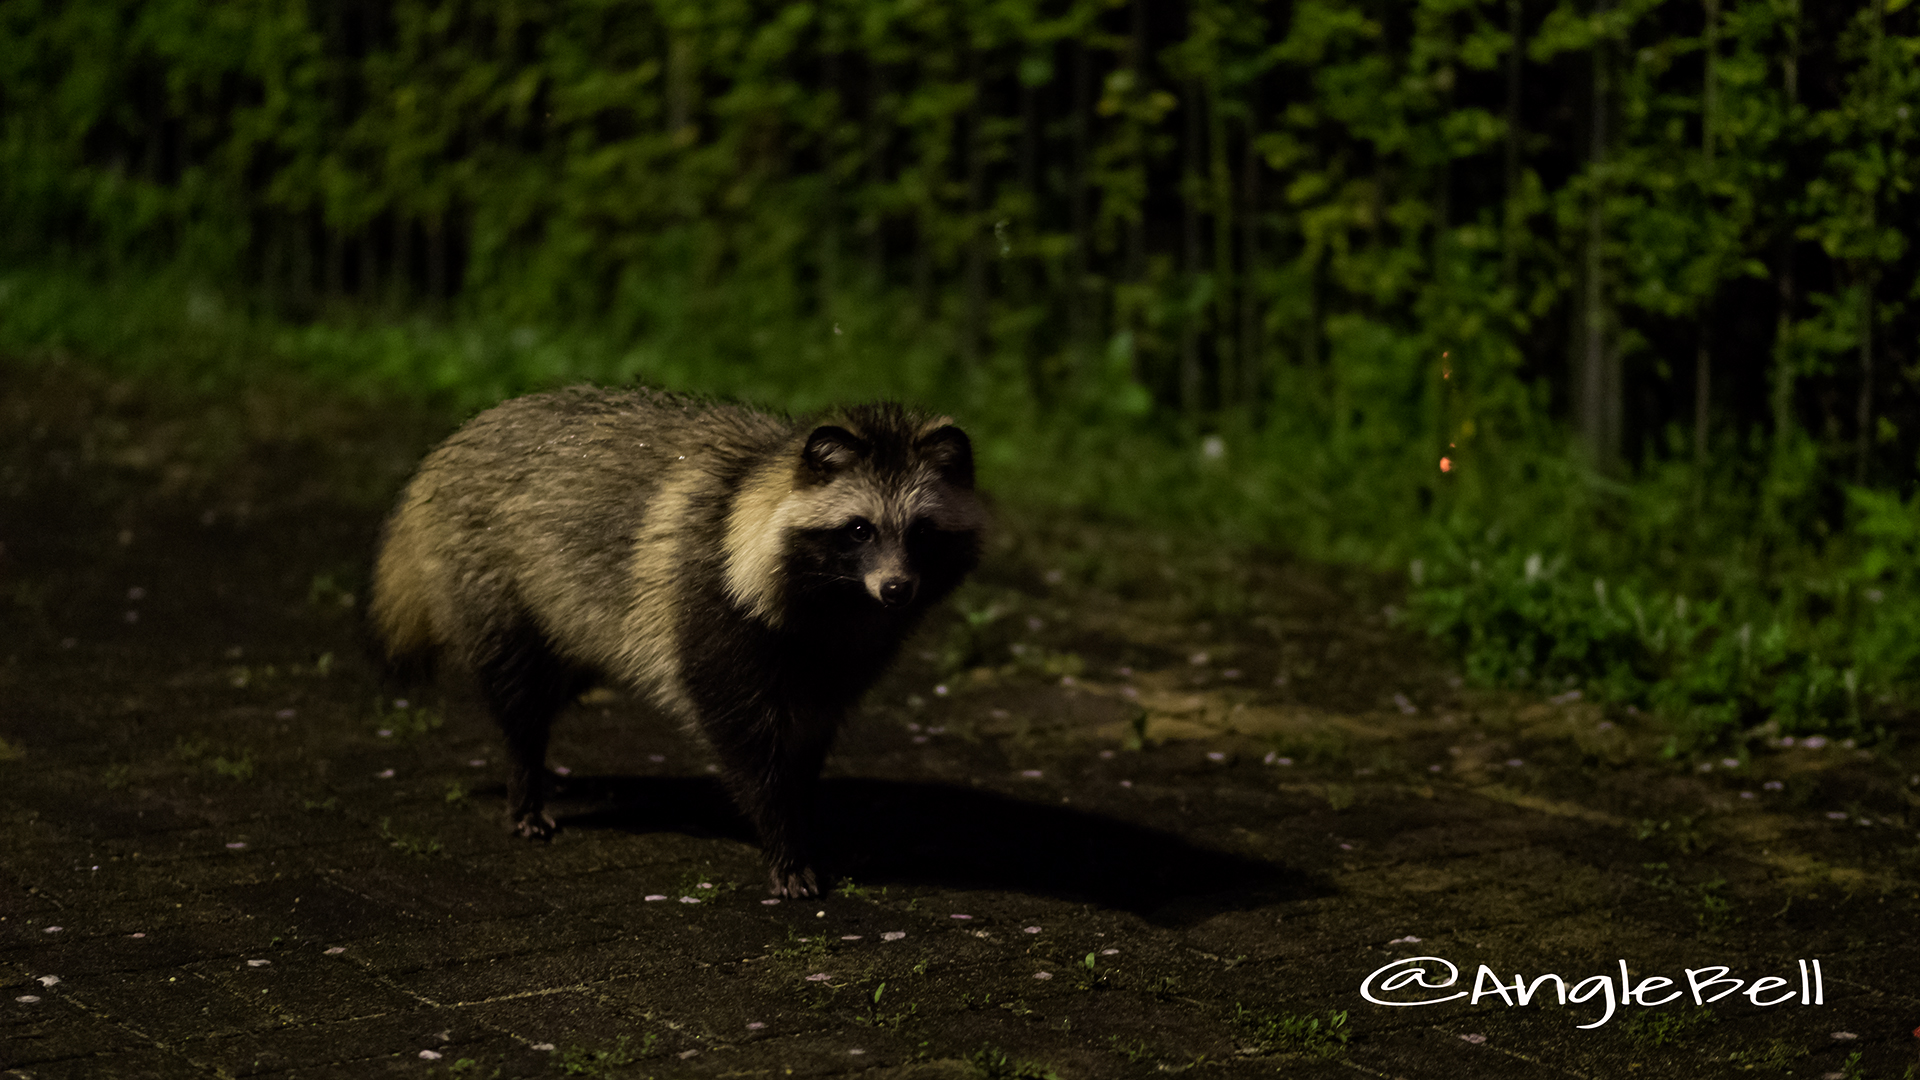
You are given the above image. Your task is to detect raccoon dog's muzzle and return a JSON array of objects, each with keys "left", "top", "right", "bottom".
[{"left": 864, "top": 562, "right": 919, "bottom": 607}]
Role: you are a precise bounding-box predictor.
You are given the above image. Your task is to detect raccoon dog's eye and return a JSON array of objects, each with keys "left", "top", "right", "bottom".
[{"left": 847, "top": 518, "right": 876, "bottom": 544}]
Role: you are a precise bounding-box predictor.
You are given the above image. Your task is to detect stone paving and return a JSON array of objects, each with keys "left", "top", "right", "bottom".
[{"left": 2, "top": 366, "right": 1918, "bottom": 1079}]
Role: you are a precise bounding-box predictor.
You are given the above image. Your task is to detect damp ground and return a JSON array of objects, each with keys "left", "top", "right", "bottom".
[{"left": 2, "top": 361, "right": 1917, "bottom": 1079}]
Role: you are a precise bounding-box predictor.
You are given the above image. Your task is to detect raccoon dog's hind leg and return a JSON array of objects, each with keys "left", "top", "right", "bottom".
[{"left": 472, "top": 618, "right": 591, "bottom": 840}]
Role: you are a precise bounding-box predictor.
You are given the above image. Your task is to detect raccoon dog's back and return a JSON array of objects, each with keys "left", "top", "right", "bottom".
[{"left": 368, "top": 386, "right": 985, "bottom": 895}]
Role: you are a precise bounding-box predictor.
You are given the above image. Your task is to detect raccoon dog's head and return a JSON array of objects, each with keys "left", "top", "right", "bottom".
[{"left": 723, "top": 405, "right": 985, "bottom": 627}]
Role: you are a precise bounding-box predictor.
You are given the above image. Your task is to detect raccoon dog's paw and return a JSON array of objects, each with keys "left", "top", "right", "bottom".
[
  {"left": 769, "top": 864, "right": 820, "bottom": 898},
  {"left": 512, "top": 810, "right": 558, "bottom": 841}
]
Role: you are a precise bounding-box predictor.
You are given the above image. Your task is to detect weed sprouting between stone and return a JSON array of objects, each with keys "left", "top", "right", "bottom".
[
  {"left": 376, "top": 817, "right": 443, "bottom": 858},
  {"left": 557, "top": 1033, "right": 656, "bottom": 1076},
  {"left": 965, "top": 1043, "right": 1059, "bottom": 1080},
  {"left": 1232, "top": 1005, "right": 1351, "bottom": 1057},
  {"left": 372, "top": 696, "right": 443, "bottom": 740},
  {"left": 1619, "top": 1007, "right": 1717, "bottom": 1048}
]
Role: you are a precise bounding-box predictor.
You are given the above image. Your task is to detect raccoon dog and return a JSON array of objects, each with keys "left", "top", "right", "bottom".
[{"left": 368, "top": 387, "right": 985, "bottom": 896}]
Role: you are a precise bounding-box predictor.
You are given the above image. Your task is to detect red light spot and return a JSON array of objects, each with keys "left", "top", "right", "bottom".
[{"left": 1439, "top": 457, "right": 1453, "bottom": 473}]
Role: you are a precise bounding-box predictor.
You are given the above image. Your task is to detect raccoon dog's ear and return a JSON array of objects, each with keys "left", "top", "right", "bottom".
[
  {"left": 802, "top": 425, "right": 869, "bottom": 477},
  {"left": 918, "top": 424, "right": 975, "bottom": 488}
]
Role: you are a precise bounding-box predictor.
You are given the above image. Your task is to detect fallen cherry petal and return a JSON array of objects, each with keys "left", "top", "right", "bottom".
[
  {"left": 805, "top": 973, "right": 831, "bottom": 982},
  {"left": 1033, "top": 971, "right": 1052, "bottom": 980},
  {"left": 1388, "top": 936, "right": 1422, "bottom": 945},
  {"left": 532, "top": 1044, "right": 555, "bottom": 1052},
  {"left": 644, "top": 895, "right": 667, "bottom": 901},
  {"left": 42, "top": 927, "right": 61, "bottom": 934},
  {"left": 761, "top": 899, "right": 780, "bottom": 906},
  {"left": 1460, "top": 1033, "right": 1486, "bottom": 1044},
  {"left": 37, "top": 976, "right": 60, "bottom": 987},
  {"left": 225, "top": 842, "right": 247, "bottom": 850},
  {"left": 1023, "top": 926, "right": 1042, "bottom": 934},
  {"left": 419, "top": 1050, "right": 442, "bottom": 1060},
  {"left": 246, "top": 960, "right": 270, "bottom": 967},
  {"left": 881, "top": 932, "right": 905, "bottom": 941},
  {"left": 747, "top": 1022, "right": 766, "bottom": 1030},
  {"left": 324, "top": 947, "right": 346, "bottom": 955},
  {"left": 1100, "top": 948, "right": 1118, "bottom": 955},
  {"left": 15, "top": 996, "right": 40, "bottom": 1004}
]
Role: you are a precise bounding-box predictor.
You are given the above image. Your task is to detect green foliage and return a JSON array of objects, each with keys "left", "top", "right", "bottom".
[
  {"left": 1619, "top": 1006, "right": 1717, "bottom": 1048},
  {"left": 376, "top": 817, "right": 444, "bottom": 858},
  {"left": 557, "top": 1034, "right": 655, "bottom": 1076},
  {"left": 964, "top": 1044, "right": 1060, "bottom": 1080},
  {"left": 1726, "top": 1038, "right": 1806, "bottom": 1071},
  {"left": 374, "top": 697, "right": 444, "bottom": 741},
  {"left": 4, "top": 0, "right": 1919, "bottom": 746},
  {"left": 1232, "top": 1005, "right": 1352, "bottom": 1057}
]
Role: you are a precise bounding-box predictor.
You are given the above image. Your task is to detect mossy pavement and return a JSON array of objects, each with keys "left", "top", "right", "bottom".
[{"left": 2, "top": 364, "right": 1917, "bottom": 1079}]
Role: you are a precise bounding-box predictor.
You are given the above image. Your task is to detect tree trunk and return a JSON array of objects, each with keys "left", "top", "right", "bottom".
[
  {"left": 1504, "top": 0, "right": 1524, "bottom": 286},
  {"left": 1856, "top": 274, "right": 1874, "bottom": 483},
  {"left": 1695, "top": 0, "right": 1718, "bottom": 470},
  {"left": 819, "top": 47, "right": 841, "bottom": 316},
  {"left": 1209, "top": 82, "right": 1236, "bottom": 409},
  {"left": 1239, "top": 98, "right": 1263, "bottom": 409},
  {"left": 1180, "top": 80, "right": 1205, "bottom": 417},
  {"left": 962, "top": 56, "right": 987, "bottom": 369},
  {"left": 865, "top": 62, "right": 888, "bottom": 282},
  {"left": 1768, "top": 0, "right": 1800, "bottom": 489},
  {"left": 1575, "top": 3, "right": 1619, "bottom": 469},
  {"left": 1069, "top": 39, "right": 1092, "bottom": 374}
]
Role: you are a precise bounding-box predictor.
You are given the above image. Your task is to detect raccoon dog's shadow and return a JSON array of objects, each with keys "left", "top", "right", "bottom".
[{"left": 556, "top": 775, "right": 1328, "bottom": 924}]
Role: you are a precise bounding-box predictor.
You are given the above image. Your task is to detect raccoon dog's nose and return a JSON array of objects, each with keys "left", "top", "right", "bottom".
[{"left": 878, "top": 577, "right": 918, "bottom": 607}]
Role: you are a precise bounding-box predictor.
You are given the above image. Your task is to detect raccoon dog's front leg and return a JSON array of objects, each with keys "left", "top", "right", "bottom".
[{"left": 709, "top": 710, "right": 837, "bottom": 897}]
